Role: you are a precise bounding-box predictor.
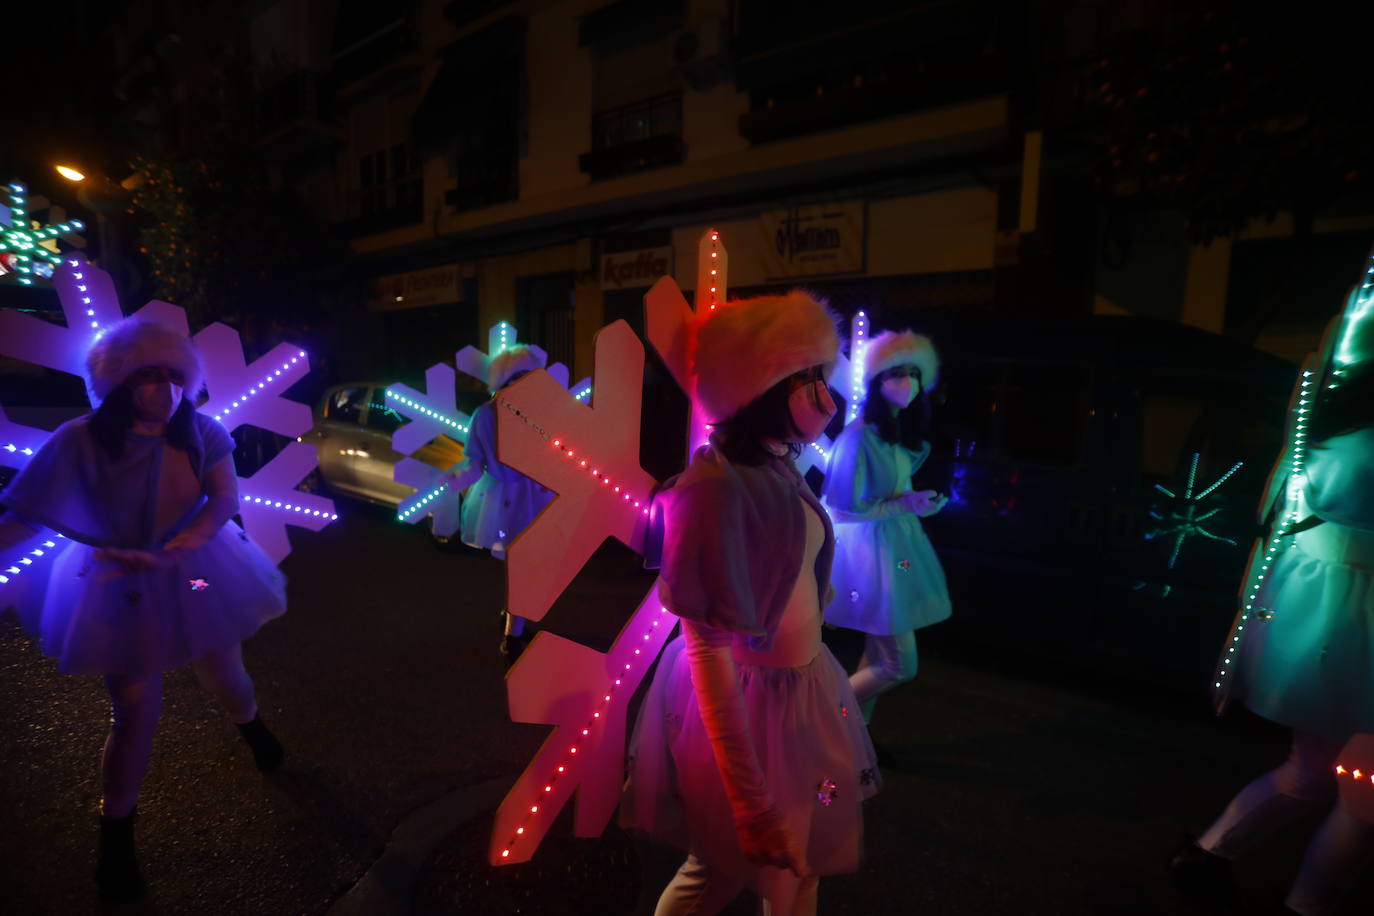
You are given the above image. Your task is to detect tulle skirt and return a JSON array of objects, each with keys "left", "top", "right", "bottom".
[
  {"left": 1237, "top": 539, "right": 1374, "bottom": 740},
  {"left": 622, "top": 638, "right": 881, "bottom": 887},
  {"left": 9, "top": 521, "right": 286, "bottom": 677},
  {"left": 460, "top": 475, "right": 553, "bottom": 554},
  {"left": 825, "top": 514, "right": 951, "bottom": 635}
]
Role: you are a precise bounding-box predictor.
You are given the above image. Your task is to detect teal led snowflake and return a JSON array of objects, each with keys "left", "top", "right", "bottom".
[
  {"left": 0, "top": 182, "right": 84, "bottom": 286},
  {"left": 1146, "top": 452, "right": 1245, "bottom": 570}
]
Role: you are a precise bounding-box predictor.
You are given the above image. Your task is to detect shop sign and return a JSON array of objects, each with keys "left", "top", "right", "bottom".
[
  {"left": 600, "top": 246, "right": 673, "bottom": 290},
  {"left": 372, "top": 264, "right": 461, "bottom": 310},
  {"left": 760, "top": 201, "right": 864, "bottom": 278}
]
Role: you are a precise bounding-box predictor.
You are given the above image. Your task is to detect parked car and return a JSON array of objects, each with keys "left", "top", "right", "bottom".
[
  {"left": 883, "top": 314, "right": 1295, "bottom": 688},
  {"left": 301, "top": 382, "right": 465, "bottom": 534}
]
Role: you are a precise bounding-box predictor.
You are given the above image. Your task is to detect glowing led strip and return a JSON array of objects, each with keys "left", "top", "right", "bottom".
[
  {"left": 2, "top": 444, "right": 35, "bottom": 456},
  {"left": 704, "top": 231, "right": 722, "bottom": 310},
  {"left": 1336, "top": 764, "right": 1373, "bottom": 784},
  {"left": 573, "top": 385, "right": 592, "bottom": 402},
  {"left": 385, "top": 389, "right": 469, "bottom": 435},
  {"left": 1334, "top": 252, "right": 1374, "bottom": 367},
  {"left": 498, "top": 604, "right": 672, "bottom": 860},
  {"left": 0, "top": 535, "right": 62, "bottom": 585},
  {"left": 550, "top": 437, "right": 650, "bottom": 517},
  {"left": 809, "top": 441, "right": 830, "bottom": 463},
  {"left": 65, "top": 259, "right": 100, "bottom": 329},
  {"left": 241, "top": 494, "right": 338, "bottom": 520},
  {"left": 398, "top": 482, "right": 449, "bottom": 522},
  {"left": 497, "top": 321, "right": 512, "bottom": 354},
  {"left": 848, "top": 311, "right": 869, "bottom": 423},
  {"left": 214, "top": 351, "right": 308, "bottom": 423},
  {"left": 1217, "top": 370, "right": 1314, "bottom": 689}
]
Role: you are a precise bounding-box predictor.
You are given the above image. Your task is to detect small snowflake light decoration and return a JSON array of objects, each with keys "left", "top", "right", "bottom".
[
  {"left": 0, "top": 182, "right": 84, "bottom": 286},
  {"left": 0, "top": 256, "right": 334, "bottom": 574},
  {"left": 1145, "top": 452, "right": 1245, "bottom": 571},
  {"left": 386, "top": 323, "right": 590, "bottom": 536}
]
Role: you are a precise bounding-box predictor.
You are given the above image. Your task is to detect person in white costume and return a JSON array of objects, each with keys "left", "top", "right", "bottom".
[
  {"left": 821, "top": 330, "right": 951, "bottom": 726},
  {"left": 0, "top": 319, "right": 287, "bottom": 903},
  {"left": 1173, "top": 312, "right": 1374, "bottom": 916}
]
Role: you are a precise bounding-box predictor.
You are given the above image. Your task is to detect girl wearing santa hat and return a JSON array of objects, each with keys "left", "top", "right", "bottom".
[
  {"left": 822, "top": 329, "right": 951, "bottom": 726},
  {"left": 623, "top": 291, "right": 880, "bottom": 915},
  {"left": 449, "top": 344, "right": 554, "bottom": 660},
  {"left": 0, "top": 318, "right": 287, "bottom": 902}
]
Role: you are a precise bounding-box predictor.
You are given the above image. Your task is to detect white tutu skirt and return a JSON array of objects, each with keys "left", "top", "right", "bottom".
[
  {"left": 10, "top": 522, "right": 286, "bottom": 677},
  {"left": 623, "top": 638, "right": 881, "bottom": 885},
  {"left": 826, "top": 515, "right": 951, "bottom": 635},
  {"left": 1237, "top": 539, "right": 1374, "bottom": 740},
  {"left": 460, "top": 475, "right": 553, "bottom": 553}
]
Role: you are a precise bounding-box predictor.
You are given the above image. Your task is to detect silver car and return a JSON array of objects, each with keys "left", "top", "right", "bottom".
[{"left": 301, "top": 382, "right": 465, "bottom": 514}]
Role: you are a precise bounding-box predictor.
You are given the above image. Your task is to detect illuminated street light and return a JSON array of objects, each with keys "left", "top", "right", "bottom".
[{"left": 55, "top": 165, "right": 86, "bottom": 182}]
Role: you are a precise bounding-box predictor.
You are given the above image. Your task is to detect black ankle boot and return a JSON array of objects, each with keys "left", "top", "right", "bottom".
[
  {"left": 236, "top": 713, "right": 285, "bottom": 772},
  {"left": 1169, "top": 835, "right": 1234, "bottom": 903},
  {"left": 96, "top": 809, "right": 145, "bottom": 903}
]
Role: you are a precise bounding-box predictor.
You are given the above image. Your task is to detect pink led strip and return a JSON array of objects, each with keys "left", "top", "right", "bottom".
[
  {"left": 497, "top": 604, "right": 672, "bottom": 860},
  {"left": 550, "top": 437, "right": 650, "bottom": 517}
]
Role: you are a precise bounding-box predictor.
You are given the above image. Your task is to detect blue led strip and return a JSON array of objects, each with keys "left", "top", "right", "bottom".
[
  {"left": 214, "top": 351, "right": 308, "bottom": 424},
  {"left": 385, "top": 389, "right": 469, "bottom": 435},
  {"left": 397, "top": 481, "right": 450, "bottom": 522},
  {"left": 0, "top": 535, "right": 63, "bottom": 586},
  {"left": 240, "top": 494, "right": 338, "bottom": 521}
]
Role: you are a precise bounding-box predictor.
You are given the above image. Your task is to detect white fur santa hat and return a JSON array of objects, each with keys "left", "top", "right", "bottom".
[
  {"left": 486, "top": 344, "right": 547, "bottom": 391},
  {"left": 692, "top": 290, "right": 839, "bottom": 423},
  {"left": 862, "top": 329, "right": 939, "bottom": 390},
  {"left": 85, "top": 317, "right": 205, "bottom": 406}
]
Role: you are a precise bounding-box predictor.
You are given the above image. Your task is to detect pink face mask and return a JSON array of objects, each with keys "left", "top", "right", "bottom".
[{"left": 788, "top": 380, "right": 837, "bottom": 443}]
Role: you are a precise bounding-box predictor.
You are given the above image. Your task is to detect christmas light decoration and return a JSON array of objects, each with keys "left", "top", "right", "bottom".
[
  {"left": 0, "top": 535, "right": 62, "bottom": 587},
  {"left": 0, "top": 182, "right": 84, "bottom": 287}
]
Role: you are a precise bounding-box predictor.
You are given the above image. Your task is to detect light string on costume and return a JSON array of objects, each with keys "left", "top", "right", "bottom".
[
  {"left": 1, "top": 183, "right": 84, "bottom": 286},
  {"left": 0, "top": 535, "right": 62, "bottom": 585},
  {"left": 214, "top": 351, "right": 308, "bottom": 424},
  {"left": 1216, "top": 370, "right": 1315, "bottom": 690},
  {"left": 848, "top": 311, "right": 868, "bottom": 423},
  {"left": 240, "top": 494, "right": 338, "bottom": 520},
  {"left": 385, "top": 388, "right": 469, "bottom": 435},
  {"left": 1334, "top": 251, "right": 1374, "bottom": 368},
  {"left": 550, "top": 436, "right": 651, "bottom": 517},
  {"left": 497, "top": 605, "right": 672, "bottom": 860}
]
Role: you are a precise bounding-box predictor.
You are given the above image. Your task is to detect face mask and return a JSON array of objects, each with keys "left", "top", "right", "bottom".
[
  {"left": 788, "top": 380, "right": 836, "bottom": 443},
  {"left": 880, "top": 376, "right": 919, "bottom": 409},
  {"left": 131, "top": 381, "right": 183, "bottom": 423}
]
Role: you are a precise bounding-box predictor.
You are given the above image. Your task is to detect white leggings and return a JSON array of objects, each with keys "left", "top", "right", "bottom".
[
  {"left": 848, "top": 631, "right": 917, "bottom": 722},
  {"left": 101, "top": 644, "right": 259, "bottom": 818},
  {"left": 1200, "top": 730, "right": 1374, "bottom": 916},
  {"left": 654, "top": 853, "right": 819, "bottom": 916}
]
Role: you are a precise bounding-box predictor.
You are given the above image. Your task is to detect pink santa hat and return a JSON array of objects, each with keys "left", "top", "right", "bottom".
[
  {"left": 85, "top": 317, "right": 205, "bottom": 406},
  {"left": 862, "top": 329, "right": 939, "bottom": 389},
  {"left": 691, "top": 290, "right": 839, "bottom": 423},
  {"left": 486, "top": 344, "right": 547, "bottom": 391}
]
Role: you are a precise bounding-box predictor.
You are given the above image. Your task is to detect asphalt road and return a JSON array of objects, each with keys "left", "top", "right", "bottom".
[{"left": 1, "top": 504, "right": 1369, "bottom": 915}]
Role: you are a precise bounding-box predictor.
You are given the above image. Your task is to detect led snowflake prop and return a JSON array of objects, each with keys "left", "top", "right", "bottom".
[
  {"left": 1145, "top": 452, "right": 1244, "bottom": 571},
  {"left": 0, "top": 256, "right": 333, "bottom": 574},
  {"left": 485, "top": 229, "right": 841, "bottom": 865},
  {"left": 1214, "top": 244, "right": 1374, "bottom": 710},
  {"left": 386, "top": 322, "right": 589, "bottom": 536},
  {"left": 0, "top": 182, "right": 84, "bottom": 286}
]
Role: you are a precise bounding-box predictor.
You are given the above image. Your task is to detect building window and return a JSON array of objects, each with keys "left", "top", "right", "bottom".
[
  {"left": 354, "top": 143, "right": 422, "bottom": 230},
  {"left": 580, "top": 93, "right": 685, "bottom": 181},
  {"left": 579, "top": 0, "right": 683, "bottom": 58}
]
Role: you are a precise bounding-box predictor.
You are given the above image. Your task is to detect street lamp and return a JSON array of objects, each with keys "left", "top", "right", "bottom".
[
  {"left": 54, "top": 163, "right": 135, "bottom": 298},
  {"left": 54, "top": 165, "right": 86, "bottom": 182}
]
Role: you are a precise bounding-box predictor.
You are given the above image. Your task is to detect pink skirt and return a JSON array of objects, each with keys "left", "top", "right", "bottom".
[
  {"left": 9, "top": 521, "right": 286, "bottom": 676},
  {"left": 622, "top": 637, "right": 880, "bottom": 887}
]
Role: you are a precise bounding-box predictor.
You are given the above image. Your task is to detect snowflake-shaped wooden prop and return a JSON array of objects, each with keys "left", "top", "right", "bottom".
[
  {"left": 386, "top": 323, "right": 590, "bottom": 537},
  {"left": 0, "top": 256, "right": 333, "bottom": 584}
]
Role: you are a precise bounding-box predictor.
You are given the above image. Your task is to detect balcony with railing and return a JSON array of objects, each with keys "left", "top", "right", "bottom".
[{"left": 579, "top": 93, "right": 685, "bottom": 182}]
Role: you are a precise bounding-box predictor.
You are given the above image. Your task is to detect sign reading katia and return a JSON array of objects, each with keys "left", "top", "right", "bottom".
[
  {"left": 600, "top": 246, "right": 673, "bottom": 290},
  {"left": 371, "top": 264, "right": 461, "bottom": 310},
  {"left": 760, "top": 201, "right": 864, "bottom": 279}
]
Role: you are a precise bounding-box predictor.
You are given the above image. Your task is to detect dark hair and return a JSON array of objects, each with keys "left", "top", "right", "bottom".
[
  {"left": 861, "top": 369, "right": 932, "bottom": 449},
  {"left": 713, "top": 366, "right": 826, "bottom": 466},
  {"left": 89, "top": 387, "right": 200, "bottom": 462},
  {"left": 1310, "top": 359, "right": 1374, "bottom": 442}
]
